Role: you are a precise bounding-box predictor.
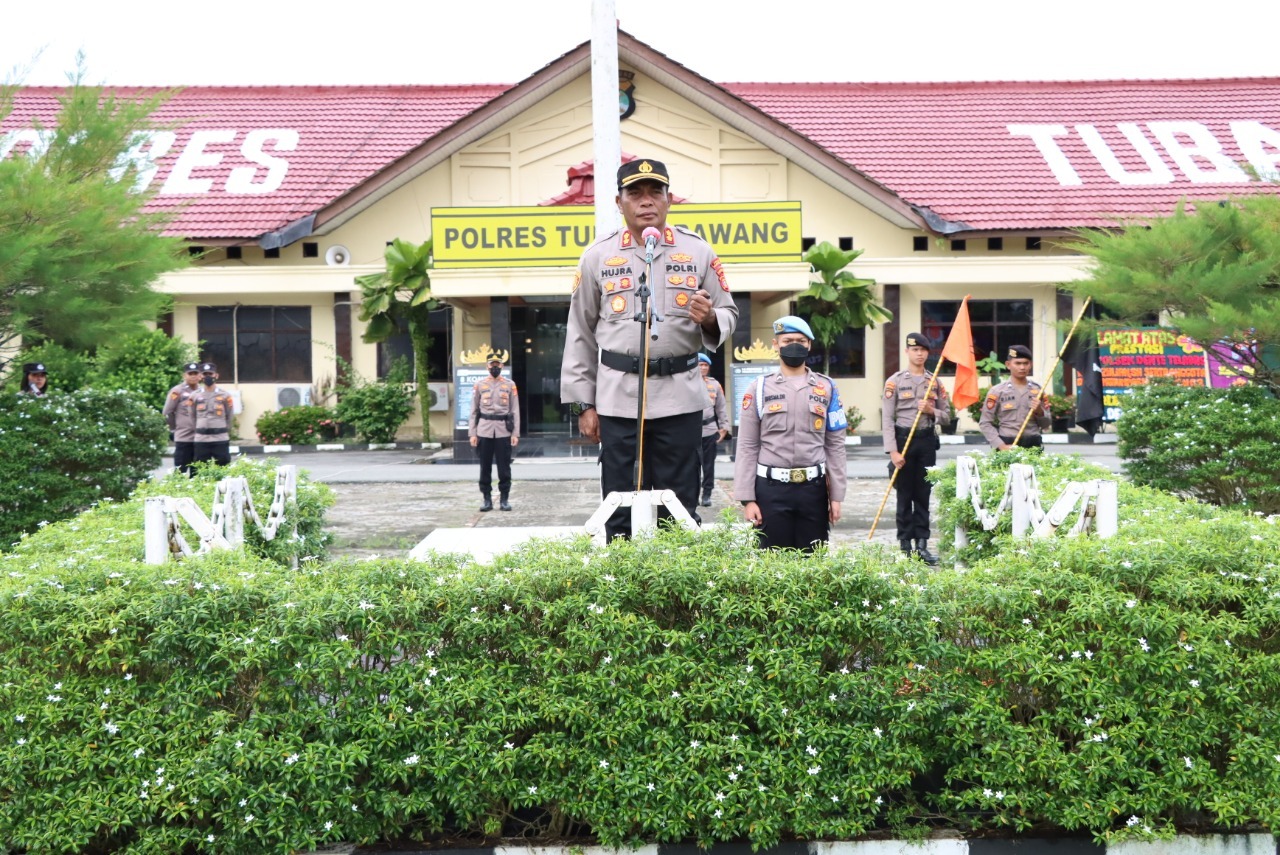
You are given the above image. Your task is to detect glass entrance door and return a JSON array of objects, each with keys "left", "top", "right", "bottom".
[{"left": 509, "top": 305, "right": 571, "bottom": 434}]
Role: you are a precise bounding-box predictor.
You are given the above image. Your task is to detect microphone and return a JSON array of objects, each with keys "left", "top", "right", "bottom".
[{"left": 642, "top": 227, "right": 661, "bottom": 262}]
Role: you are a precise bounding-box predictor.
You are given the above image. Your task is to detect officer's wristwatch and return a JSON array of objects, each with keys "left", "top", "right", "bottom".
[{"left": 571, "top": 402, "right": 595, "bottom": 415}]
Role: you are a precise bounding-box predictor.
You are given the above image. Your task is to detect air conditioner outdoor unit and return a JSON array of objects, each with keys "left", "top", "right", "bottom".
[
  {"left": 275, "top": 384, "right": 313, "bottom": 408},
  {"left": 426, "top": 382, "right": 449, "bottom": 412}
]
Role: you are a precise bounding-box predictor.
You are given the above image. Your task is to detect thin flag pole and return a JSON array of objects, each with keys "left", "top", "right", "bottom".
[
  {"left": 1012, "top": 296, "right": 1094, "bottom": 447},
  {"left": 868, "top": 368, "right": 944, "bottom": 541}
]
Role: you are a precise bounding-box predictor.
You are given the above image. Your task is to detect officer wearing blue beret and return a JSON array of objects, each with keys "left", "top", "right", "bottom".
[{"left": 732, "top": 315, "right": 848, "bottom": 552}]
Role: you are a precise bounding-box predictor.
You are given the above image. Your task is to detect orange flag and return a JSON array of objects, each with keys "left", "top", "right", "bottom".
[{"left": 941, "top": 295, "right": 980, "bottom": 410}]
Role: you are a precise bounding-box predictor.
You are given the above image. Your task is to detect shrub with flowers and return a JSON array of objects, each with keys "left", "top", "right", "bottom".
[
  {"left": 255, "top": 404, "right": 341, "bottom": 445},
  {"left": 0, "top": 387, "right": 166, "bottom": 547},
  {"left": 1, "top": 461, "right": 1279, "bottom": 852}
]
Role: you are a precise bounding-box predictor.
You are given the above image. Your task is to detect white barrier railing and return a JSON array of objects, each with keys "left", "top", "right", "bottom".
[
  {"left": 953, "top": 455, "right": 1117, "bottom": 551},
  {"left": 144, "top": 465, "right": 298, "bottom": 565}
]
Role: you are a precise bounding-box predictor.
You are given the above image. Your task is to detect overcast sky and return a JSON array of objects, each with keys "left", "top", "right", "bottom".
[{"left": 4, "top": 0, "right": 1275, "bottom": 88}]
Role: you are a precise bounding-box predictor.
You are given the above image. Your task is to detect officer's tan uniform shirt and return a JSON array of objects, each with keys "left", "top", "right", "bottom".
[
  {"left": 561, "top": 225, "right": 738, "bottom": 418},
  {"left": 732, "top": 370, "right": 848, "bottom": 503},
  {"left": 701, "top": 377, "right": 730, "bottom": 438},
  {"left": 979, "top": 378, "right": 1051, "bottom": 445},
  {"left": 468, "top": 376, "right": 520, "bottom": 439},
  {"left": 192, "top": 385, "right": 234, "bottom": 443},
  {"left": 163, "top": 382, "right": 200, "bottom": 442},
  {"left": 880, "top": 369, "right": 950, "bottom": 449}
]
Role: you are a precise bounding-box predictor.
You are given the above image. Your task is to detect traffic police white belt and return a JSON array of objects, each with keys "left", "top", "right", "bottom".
[{"left": 757, "top": 463, "right": 826, "bottom": 483}]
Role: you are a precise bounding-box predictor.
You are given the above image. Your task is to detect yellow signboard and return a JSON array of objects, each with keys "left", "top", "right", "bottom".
[{"left": 432, "top": 202, "right": 802, "bottom": 268}]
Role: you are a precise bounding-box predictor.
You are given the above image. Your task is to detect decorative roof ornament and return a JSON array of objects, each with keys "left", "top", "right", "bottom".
[
  {"left": 734, "top": 339, "right": 780, "bottom": 362},
  {"left": 460, "top": 344, "right": 509, "bottom": 366}
]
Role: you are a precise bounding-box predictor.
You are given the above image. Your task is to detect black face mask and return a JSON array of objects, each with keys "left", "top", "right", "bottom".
[
  {"left": 201, "top": 375, "right": 216, "bottom": 387},
  {"left": 489, "top": 366, "right": 502, "bottom": 378},
  {"left": 779, "top": 343, "right": 810, "bottom": 368}
]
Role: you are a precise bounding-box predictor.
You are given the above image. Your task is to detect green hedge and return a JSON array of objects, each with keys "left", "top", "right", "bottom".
[
  {"left": 254, "top": 405, "right": 340, "bottom": 445},
  {"left": 1, "top": 460, "right": 1278, "bottom": 853},
  {"left": 0, "top": 387, "right": 167, "bottom": 548}
]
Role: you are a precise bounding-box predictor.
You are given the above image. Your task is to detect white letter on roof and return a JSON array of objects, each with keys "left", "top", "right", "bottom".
[
  {"left": 1147, "top": 122, "right": 1250, "bottom": 184},
  {"left": 109, "top": 131, "right": 177, "bottom": 192},
  {"left": 161, "top": 130, "right": 236, "bottom": 195},
  {"left": 227, "top": 129, "right": 298, "bottom": 195},
  {"left": 1231, "top": 121, "right": 1280, "bottom": 182},
  {"left": 1008, "top": 124, "right": 1082, "bottom": 186},
  {"left": 1075, "top": 124, "right": 1173, "bottom": 186}
]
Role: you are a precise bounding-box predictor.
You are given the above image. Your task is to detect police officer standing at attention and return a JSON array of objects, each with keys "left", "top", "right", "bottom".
[
  {"left": 469, "top": 351, "right": 520, "bottom": 512},
  {"left": 979, "top": 345, "right": 1050, "bottom": 451},
  {"left": 561, "top": 158, "right": 738, "bottom": 540},
  {"left": 191, "top": 362, "right": 235, "bottom": 470},
  {"left": 162, "top": 361, "right": 203, "bottom": 476},
  {"left": 733, "top": 316, "right": 847, "bottom": 552},
  {"left": 697, "top": 353, "right": 729, "bottom": 507},
  {"left": 19, "top": 362, "right": 49, "bottom": 397},
  {"left": 882, "top": 332, "right": 950, "bottom": 565}
]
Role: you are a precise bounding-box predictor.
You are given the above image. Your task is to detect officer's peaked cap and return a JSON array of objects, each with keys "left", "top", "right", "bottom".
[
  {"left": 697, "top": 353, "right": 713, "bottom": 365},
  {"left": 183, "top": 362, "right": 200, "bottom": 372},
  {"left": 1007, "top": 345, "right": 1033, "bottom": 360},
  {"left": 199, "top": 362, "right": 217, "bottom": 372},
  {"left": 486, "top": 352, "right": 504, "bottom": 364},
  {"left": 23, "top": 362, "right": 46, "bottom": 374},
  {"left": 772, "top": 315, "right": 814, "bottom": 340},
  {"left": 618, "top": 159, "right": 669, "bottom": 190}
]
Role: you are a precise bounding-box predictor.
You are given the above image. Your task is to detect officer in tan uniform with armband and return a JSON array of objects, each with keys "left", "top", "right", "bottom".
[
  {"left": 733, "top": 316, "right": 847, "bottom": 552},
  {"left": 468, "top": 351, "right": 520, "bottom": 512},
  {"left": 979, "top": 344, "right": 1051, "bottom": 450},
  {"left": 882, "top": 332, "right": 950, "bottom": 564},
  {"left": 560, "top": 158, "right": 738, "bottom": 540},
  {"left": 191, "top": 362, "right": 235, "bottom": 470},
  {"left": 163, "top": 361, "right": 203, "bottom": 476}
]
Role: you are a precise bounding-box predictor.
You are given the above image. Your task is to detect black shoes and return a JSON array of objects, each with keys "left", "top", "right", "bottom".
[
  {"left": 700, "top": 492, "right": 713, "bottom": 507},
  {"left": 480, "top": 497, "right": 493, "bottom": 512},
  {"left": 899, "top": 539, "right": 913, "bottom": 556},
  {"left": 914, "top": 539, "right": 940, "bottom": 565},
  {"left": 499, "top": 499, "right": 512, "bottom": 511}
]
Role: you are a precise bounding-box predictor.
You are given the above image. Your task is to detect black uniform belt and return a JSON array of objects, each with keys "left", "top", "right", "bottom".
[
  {"left": 1000, "top": 434, "right": 1043, "bottom": 448},
  {"left": 895, "top": 423, "right": 933, "bottom": 436},
  {"left": 757, "top": 463, "right": 826, "bottom": 483},
  {"left": 479, "top": 413, "right": 509, "bottom": 420},
  {"left": 702, "top": 416, "right": 717, "bottom": 425},
  {"left": 601, "top": 349, "right": 699, "bottom": 377},
  {"left": 195, "top": 428, "right": 227, "bottom": 436}
]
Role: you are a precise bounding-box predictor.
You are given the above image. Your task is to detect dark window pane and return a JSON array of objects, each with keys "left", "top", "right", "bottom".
[
  {"left": 920, "top": 299, "right": 1034, "bottom": 376},
  {"left": 196, "top": 305, "right": 312, "bottom": 383},
  {"left": 997, "top": 300, "right": 1033, "bottom": 322},
  {"left": 969, "top": 301, "right": 994, "bottom": 323},
  {"left": 809, "top": 328, "right": 866, "bottom": 378}
]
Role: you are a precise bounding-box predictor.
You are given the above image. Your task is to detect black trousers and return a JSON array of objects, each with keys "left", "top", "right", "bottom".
[
  {"left": 700, "top": 433, "right": 719, "bottom": 497},
  {"left": 754, "top": 475, "right": 829, "bottom": 552},
  {"left": 1000, "top": 434, "right": 1044, "bottom": 449},
  {"left": 893, "top": 427, "right": 937, "bottom": 542},
  {"left": 598, "top": 411, "right": 702, "bottom": 540},
  {"left": 192, "top": 440, "right": 230, "bottom": 469},
  {"left": 173, "top": 441, "right": 196, "bottom": 477},
  {"left": 477, "top": 435, "right": 513, "bottom": 497}
]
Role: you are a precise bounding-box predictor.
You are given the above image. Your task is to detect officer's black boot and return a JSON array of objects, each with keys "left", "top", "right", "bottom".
[
  {"left": 914, "top": 539, "right": 940, "bottom": 566},
  {"left": 499, "top": 494, "right": 512, "bottom": 512},
  {"left": 479, "top": 494, "right": 493, "bottom": 512},
  {"left": 899, "top": 539, "right": 913, "bottom": 557},
  {"left": 701, "top": 490, "right": 713, "bottom": 507}
]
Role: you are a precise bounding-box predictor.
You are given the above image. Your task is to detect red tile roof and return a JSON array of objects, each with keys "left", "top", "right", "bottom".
[
  {"left": 3, "top": 85, "right": 508, "bottom": 240},
  {"left": 7, "top": 77, "right": 1280, "bottom": 238},
  {"left": 727, "top": 78, "right": 1280, "bottom": 232}
]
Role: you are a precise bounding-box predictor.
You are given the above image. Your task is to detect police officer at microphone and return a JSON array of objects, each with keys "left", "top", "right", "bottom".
[
  {"left": 561, "top": 158, "right": 738, "bottom": 540},
  {"left": 979, "top": 344, "right": 1051, "bottom": 450},
  {"left": 733, "top": 316, "right": 848, "bottom": 552}
]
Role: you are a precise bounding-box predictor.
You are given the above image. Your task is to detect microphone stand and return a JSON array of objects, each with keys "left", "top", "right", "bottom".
[{"left": 632, "top": 247, "right": 663, "bottom": 491}]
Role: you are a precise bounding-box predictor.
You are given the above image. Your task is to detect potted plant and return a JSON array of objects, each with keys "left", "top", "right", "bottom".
[
  {"left": 966, "top": 353, "right": 1006, "bottom": 423},
  {"left": 941, "top": 398, "right": 959, "bottom": 434},
  {"left": 1042, "top": 392, "right": 1075, "bottom": 432}
]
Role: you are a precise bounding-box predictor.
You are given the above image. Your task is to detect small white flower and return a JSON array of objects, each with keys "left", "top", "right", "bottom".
[
  {"left": 714, "top": 809, "right": 723, "bottom": 818},
  {"left": 599, "top": 759, "right": 609, "bottom": 769},
  {"left": 1184, "top": 757, "right": 1194, "bottom": 769},
  {"left": 133, "top": 748, "right": 145, "bottom": 758},
  {"left": 207, "top": 836, "right": 215, "bottom": 843},
  {"left": 244, "top": 814, "right": 255, "bottom": 823},
  {"left": 239, "top": 799, "right": 248, "bottom": 807},
  {"left": 995, "top": 791, "right": 1005, "bottom": 800},
  {"left": 104, "top": 722, "right": 119, "bottom": 735},
  {"left": 46, "top": 695, "right": 62, "bottom": 703},
  {"left": 875, "top": 796, "right": 883, "bottom": 805},
  {"left": 873, "top": 727, "right": 883, "bottom": 738},
  {"left": 759, "top": 785, "right": 767, "bottom": 792},
  {"left": 714, "top": 792, "right": 726, "bottom": 801},
  {"left": 829, "top": 693, "right": 837, "bottom": 701},
  {"left": 983, "top": 788, "right": 994, "bottom": 797},
  {"left": 528, "top": 785, "right": 538, "bottom": 794},
  {"left": 806, "top": 745, "right": 818, "bottom": 756},
  {"left": 1122, "top": 561, "right": 1133, "bottom": 569},
  {"left": 16, "top": 737, "right": 26, "bottom": 746},
  {"left": 646, "top": 783, "right": 656, "bottom": 792},
  {"left": 1190, "top": 679, "right": 1200, "bottom": 688},
  {"left": 504, "top": 741, "right": 515, "bottom": 750},
  {"left": 831, "top": 795, "right": 839, "bottom": 803},
  {"left": 285, "top": 753, "right": 299, "bottom": 765},
  {"left": 807, "top": 765, "right": 821, "bottom": 775},
  {"left": 729, "top": 734, "right": 739, "bottom": 742},
  {"left": 728, "top": 772, "right": 738, "bottom": 781},
  {"left": 1126, "top": 815, "right": 1140, "bottom": 827},
  {"left": 1139, "top": 638, "right": 1150, "bottom": 652},
  {"left": 1126, "top": 599, "right": 1137, "bottom": 608},
  {"left": 14, "top": 714, "right": 24, "bottom": 723},
  {"left": 124, "top": 673, "right": 133, "bottom": 681},
  {"left": 359, "top": 601, "right": 374, "bottom": 610},
  {"left": 404, "top": 754, "right": 420, "bottom": 766},
  {"left": 671, "top": 691, "right": 680, "bottom": 698},
  {"left": 325, "top": 821, "right": 333, "bottom": 831},
  {"left": 690, "top": 740, "right": 701, "bottom": 749}
]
